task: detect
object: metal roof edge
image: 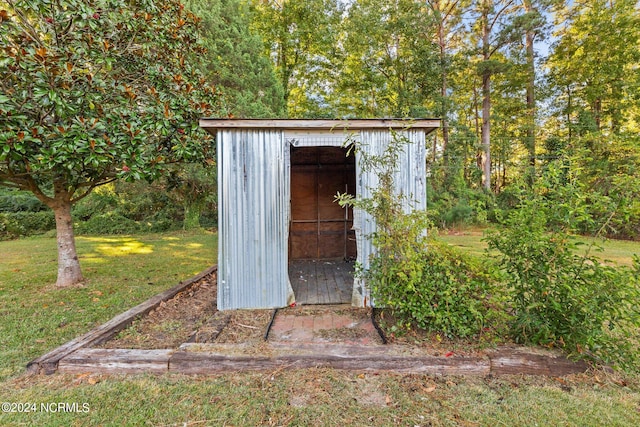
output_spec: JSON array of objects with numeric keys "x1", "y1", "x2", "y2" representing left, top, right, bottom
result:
[{"x1": 199, "y1": 118, "x2": 441, "y2": 133}]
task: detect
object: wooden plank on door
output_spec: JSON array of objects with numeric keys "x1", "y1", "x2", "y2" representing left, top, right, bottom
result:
[
  {"x1": 290, "y1": 222, "x2": 318, "y2": 259},
  {"x1": 290, "y1": 168, "x2": 317, "y2": 221}
]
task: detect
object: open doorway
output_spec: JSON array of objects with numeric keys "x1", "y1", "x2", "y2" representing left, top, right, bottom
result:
[{"x1": 288, "y1": 146, "x2": 356, "y2": 304}]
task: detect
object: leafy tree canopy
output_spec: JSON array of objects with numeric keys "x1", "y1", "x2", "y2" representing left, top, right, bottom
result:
[
  {"x1": 185, "y1": 0, "x2": 284, "y2": 118},
  {"x1": 0, "y1": 0, "x2": 222, "y2": 286}
]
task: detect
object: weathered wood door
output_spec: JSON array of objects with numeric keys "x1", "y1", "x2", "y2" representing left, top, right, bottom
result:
[{"x1": 289, "y1": 146, "x2": 356, "y2": 260}]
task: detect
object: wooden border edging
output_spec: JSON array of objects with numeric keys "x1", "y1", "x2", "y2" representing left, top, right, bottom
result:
[
  {"x1": 31, "y1": 264, "x2": 591, "y2": 378},
  {"x1": 27, "y1": 265, "x2": 217, "y2": 375},
  {"x1": 168, "y1": 351, "x2": 490, "y2": 375},
  {"x1": 59, "y1": 349, "x2": 174, "y2": 374},
  {"x1": 56, "y1": 345, "x2": 590, "y2": 377},
  {"x1": 489, "y1": 348, "x2": 590, "y2": 376}
]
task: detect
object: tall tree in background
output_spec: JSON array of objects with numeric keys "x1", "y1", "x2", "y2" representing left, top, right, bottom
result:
[
  {"x1": 547, "y1": 0, "x2": 640, "y2": 137},
  {"x1": 471, "y1": 0, "x2": 517, "y2": 191},
  {"x1": 0, "y1": 0, "x2": 221, "y2": 287},
  {"x1": 249, "y1": 0, "x2": 342, "y2": 117},
  {"x1": 334, "y1": 0, "x2": 440, "y2": 118},
  {"x1": 426, "y1": 0, "x2": 467, "y2": 161},
  {"x1": 185, "y1": 0, "x2": 285, "y2": 118},
  {"x1": 496, "y1": 0, "x2": 547, "y2": 184},
  {"x1": 520, "y1": 0, "x2": 545, "y2": 182}
]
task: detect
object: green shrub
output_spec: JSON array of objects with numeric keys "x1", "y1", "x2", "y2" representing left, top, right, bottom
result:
[
  {"x1": 0, "y1": 211, "x2": 55, "y2": 239},
  {"x1": 427, "y1": 187, "x2": 495, "y2": 228},
  {"x1": 72, "y1": 186, "x2": 119, "y2": 221},
  {"x1": 369, "y1": 229, "x2": 502, "y2": 338},
  {"x1": 443, "y1": 200, "x2": 473, "y2": 226},
  {"x1": 74, "y1": 212, "x2": 141, "y2": 235},
  {"x1": 0, "y1": 190, "x2": 47, "y2": 213},
  {"x1": 486, "y1": 198, "x2": 640, "y2": 371},
  {"x1": 71, "y1": 178, "x2": 217, "y2": 234},
  {"x1": 338, "y1": 132, "x2": 502, "y2": 338}
]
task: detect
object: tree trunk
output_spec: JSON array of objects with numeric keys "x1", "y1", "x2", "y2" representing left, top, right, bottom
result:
[
  {"x1": 438, "y1": 10, "x2": 450, "y2": 162},
  {"x1": 593, "y1": 98, "x2": 601, "y2": 131},
  {"x1": 481, "y1": 2, "x2": 492, "y2": 191},
  {"x1": 567, "y1": 85, "x2": 572, "y2": 141},
  {"x1": 481, "y1": 72, "x2": 491, "y2": 191},
  {"x1": 52, "y1": 200, "x2": 84, "y2": 287},
  {"x1": 524, "y1": 0, "x2": 536, "y2": 185}
]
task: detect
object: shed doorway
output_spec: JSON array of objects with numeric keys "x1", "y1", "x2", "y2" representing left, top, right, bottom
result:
[{"x1": 288, "y1": 146, "x2": 356, "y2": 304}]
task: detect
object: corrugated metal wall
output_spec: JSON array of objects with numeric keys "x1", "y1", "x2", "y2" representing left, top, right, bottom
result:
[
  {"x1": 217, "y1": 129, "x2": 292, "y2": 310},
  {"x1": 217, "y1": 127, "x2": 426, "y2": 309},
  {"x1": 352, "y1": 129, "x2": 427, "y2": 306}
]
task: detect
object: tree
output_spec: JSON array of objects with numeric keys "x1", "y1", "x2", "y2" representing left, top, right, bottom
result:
[
  {"x1": 0, "y1": 0, "x2": 220, "y2": 287},
  {"x1": 333, "y1": 0, "x2": 440, "y2": 118},
  {"x1": 520, "y1": 0, "x2": 545, "y2": 182},
  {"x1": 546, "y1": 0, "x2": 640, "y2": 136},
  {"x1": 426, "y1": 0, "x2": 467, "y2": 161},
  {"x1": 249, "y1": 0, "x2": 342, "y2": 117},
  {"x1": 185, "y1": 0, "x2": 285, "y2": 118},
  {"x1": 471, "y1": 0, "x2": 518, "y2": 191},
  {"x1": 496, "y1": 0, "x2": 547, "y2": 184},
  {"x1": 164, "y1": 163, "x2": 216, "y2": 230}
]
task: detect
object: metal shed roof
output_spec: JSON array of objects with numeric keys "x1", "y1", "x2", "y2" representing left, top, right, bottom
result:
[{"x1": 199, "y1": 118, "x2": 440, "y2": 133}]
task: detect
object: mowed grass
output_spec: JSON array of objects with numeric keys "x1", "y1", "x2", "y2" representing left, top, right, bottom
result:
[
  {"x1": 1, "y1": 230, "x2": 639, "y2": 426},
  {"x1": 1, "y1": 370, "x2": 639, "y2": 427},
  {"x1": 439, "y1": 229, "x2": 640, "y2": 266},
  {"x1": 0, "y1": 230, "x2": 217, "y2": 381}
]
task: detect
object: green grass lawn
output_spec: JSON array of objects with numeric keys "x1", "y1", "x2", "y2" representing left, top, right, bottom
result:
[
  {"x1": 439, "y1": 229, "x2": 640, "y2": 266},
  {"x1": 1, "y1": 230, "x2": 639, "y2": 426},
  {"x1": 0, "y1": 230, "x2": 217, "y2": 381}
]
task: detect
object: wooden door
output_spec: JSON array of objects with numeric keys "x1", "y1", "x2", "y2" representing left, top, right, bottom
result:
[{"x1": 289, "y1": 147, "x2": 356, "y2": 260}]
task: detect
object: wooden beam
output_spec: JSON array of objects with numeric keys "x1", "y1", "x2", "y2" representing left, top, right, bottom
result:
[
  {"x1": 169, "y1": 350, "x2": 490, "y2": 375},
  {"x1": 489, "y1": 348, "x2": 590, "y2": 376},
  {"x1": 50, "y1": 341, "x2": 590, "y2": 376},
  {"x1": 59, "y1": 349, "x2": 173, "y2": 374},
  {"x1": 26, "y1": 265, "x2": 217, "y2": 375},
  {"x1": 199, "y1": 118, "x2": 441, "y2": 134}
]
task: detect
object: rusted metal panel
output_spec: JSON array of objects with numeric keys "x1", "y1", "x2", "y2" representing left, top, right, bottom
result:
[{"x1": 217, "y1": 129, "x2": 293, "y2": 310}]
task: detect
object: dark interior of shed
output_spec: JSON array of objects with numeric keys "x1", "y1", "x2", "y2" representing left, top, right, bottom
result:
[
  {"x1": 289, "y1": 145, "x2": 356, "y2": 260},
  {"x1": 288, "y1": 145, "x2": 356, "y2": 304}
]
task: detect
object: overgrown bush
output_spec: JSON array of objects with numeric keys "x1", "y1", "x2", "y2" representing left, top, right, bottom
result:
[
  {"x1": 486, "y1": 195, "x2": 640, "y2": 371},
  {"x1": 74, "y1": 212, "x2": 142, "y2": 235},
  {"x1": 70, "y1": 173, "x2": 216, "y2": 234},
  {"x1": 338, "y1": 133, "x2": 502, "y2": 338},
  {"x1": 369, "y1": 224, "x2": 502, "y2": 338},
  {"x1": 0, "y1": 189, "x2": 47, "y2": 212},
  {"x1": 427, "y1": 187, "x2": 495, "y2": 229},
  {"x1": 0, "y1": 211, "x2": 55, "y2": 239},
  {"x1": 0, "y1": 189, "x2": 54, "y2": 239}
]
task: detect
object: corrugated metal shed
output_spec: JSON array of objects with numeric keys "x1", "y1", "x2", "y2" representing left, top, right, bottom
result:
[{"x1": 200, "y1": 119, "x2": 440, "y2": 310}]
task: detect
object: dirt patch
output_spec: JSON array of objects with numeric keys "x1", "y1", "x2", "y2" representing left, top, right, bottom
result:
[
  {"x1": 97, "y1": 273, "x2": 483, "y2": 352},
  {"x1": 373, "y1": 308, "x2": 510, "y2": 357},
  {"x1": 101, "y1": 273, "x2": 218, "y2": 349},
  {"x1": 59, "y1": 269, "x2": 594, "y2": 379},
  {"x1": 95, "y1": 269, "x2": 559, "y2": 369},
  {"x1": 99, "y1": 271, "x2": 274, "y2": 349},
  {"x1": 214, "y1": 310, "x2": 274, "y2": 343}
]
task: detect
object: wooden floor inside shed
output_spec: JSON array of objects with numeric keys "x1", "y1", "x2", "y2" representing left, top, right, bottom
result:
[{"x1": 289, "y1": 260, "x2": 354, "y2": 305}]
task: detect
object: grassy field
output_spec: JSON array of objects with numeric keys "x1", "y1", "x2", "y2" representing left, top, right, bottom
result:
[
  {"x1": 439, "y1": 229, "x2": 640, "y2": 266},
  {"x1": 0, "y1": 230, "x2": 217, "y2": 381},
  {"x1": 1, "y1": 230, "x2": 639, "y2": 426}
]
